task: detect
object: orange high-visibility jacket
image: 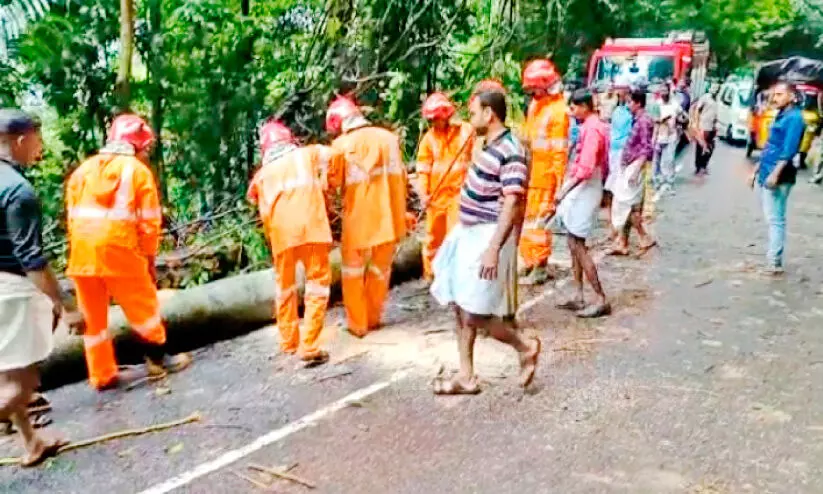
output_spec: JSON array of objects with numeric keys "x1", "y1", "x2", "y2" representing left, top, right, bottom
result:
[
  {"x1": 66, "y1": 154, "x2": 162, "y2": 277},
  {"x1": 415, "y1": 121, "x2": 475, "y2": 209},
  {"x1": 524, "y1": 95, "x2": 569, "y2": 188},
  {"x1": 329, "y1": 126, "x2": 407, "y2": 250},
  {"x1": 248, "y1": 145, "x2": 334, "y2": 255}
]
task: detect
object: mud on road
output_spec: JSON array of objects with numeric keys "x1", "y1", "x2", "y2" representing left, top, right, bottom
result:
[{"x1": 3, "y1": 144, "x2": 823, "y2": 494}]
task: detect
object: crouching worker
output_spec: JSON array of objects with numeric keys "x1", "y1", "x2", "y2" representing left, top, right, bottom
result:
[
  {"x1": 429, "y1": 90, "x2": 541, "y2": 395},
  {"x1": 248, "y1": 121, "x2": 334, "y2": 364},
  {"x1": 0, "y1": 108, "x2": 70, "y2": 465},
  {"x1": 66, "y1": 114, "x2": 191, "y2": 390}
]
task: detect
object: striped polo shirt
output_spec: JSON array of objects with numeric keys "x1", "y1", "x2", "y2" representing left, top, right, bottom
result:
[{"x1": 459, "y1": 129, "x2": 528, "y2": 225}]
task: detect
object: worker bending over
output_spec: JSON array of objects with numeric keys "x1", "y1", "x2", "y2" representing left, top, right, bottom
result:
[
  {"x1": 66, "y1": 114, "x2": 191, "y2": 390},
  {"x1": 248, "y1": 121, "x2": 335, "y2": 363},
  {"x1": 415, "y1": 93, "x2": 475, "y2": 281},
  {"x1": 518, "y1": 59, "x2": 569, "y2": 285},
  {"x1": 326, "y1": 97, "x2": 408, "y2": 337}
]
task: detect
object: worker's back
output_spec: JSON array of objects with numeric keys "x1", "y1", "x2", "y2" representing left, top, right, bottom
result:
[
  {"x1": 66, "y1": 153, "x2": 160, "y2": 277},
  {"x1": 331, "y1": 126, "x2": 407, "y2": 249},
  {"x1": 248, "y1": 145, "x2": 333, "y2": 255}
]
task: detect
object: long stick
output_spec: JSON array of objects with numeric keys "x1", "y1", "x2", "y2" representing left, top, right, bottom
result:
[
  {"x1": 0, "y1": 412, "x2": 201, "y2": 466},
  {"x1": 249, "y1": 463, "x2": 317, "y2": 489},
  {"x1": 417, "y1": 134, "x2": 474, "y2": 223}
]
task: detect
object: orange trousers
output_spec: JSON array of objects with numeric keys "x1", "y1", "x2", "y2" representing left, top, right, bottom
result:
[
  {"x1": 274, "y1": 243, "x2": 331, "y2": 357},
  {"x1": 341, "y1": 241, "x2": 395, "y2": 336},
  {"x1": 73, "y1": 274, "x2": 165, "y2": 390},
  {"x1": 423, "y1": 199, "x2": 460, "y2": 281},
  {"x1": 519, "y1": 181, "x2": 559, "y2": 269}
]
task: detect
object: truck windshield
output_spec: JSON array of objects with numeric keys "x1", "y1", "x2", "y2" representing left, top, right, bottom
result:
[
  {"x1": 595, "y1": 55, "x2": 675, "y2": 86},
  {"x1": 798, "y1": 90, "x2": 821, "y2": 112}
]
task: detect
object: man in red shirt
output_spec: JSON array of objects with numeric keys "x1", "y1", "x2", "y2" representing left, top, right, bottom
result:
[{"x1": 555, "y1": 90, "x2": 610, "y2": 318}]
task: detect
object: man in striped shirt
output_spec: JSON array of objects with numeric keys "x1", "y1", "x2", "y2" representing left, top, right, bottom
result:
[{"x1": 430, "y1": 90, "x2": 541, "y2": 395}]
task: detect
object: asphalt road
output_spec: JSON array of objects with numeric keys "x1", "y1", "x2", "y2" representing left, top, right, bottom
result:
[{"x1": 2, "y1": 143, "x2": 823, "y2": 494}]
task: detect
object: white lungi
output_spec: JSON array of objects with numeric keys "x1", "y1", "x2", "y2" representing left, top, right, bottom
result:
[
  {"x1": 0, "y1": 273, "x2": 54, "y2": 372},
  {"x1": 610, "y1": 159, "x2": 646, "y2": 229},
  {"x1": 604, "y1": 147, "x2": 624, "y2": 192},
  {"x1": 557, "y1": 173, "x2": 604, "y2": 240},
  {"x1": 430, "y1": 223, "x2": 517, "y2": 318}
]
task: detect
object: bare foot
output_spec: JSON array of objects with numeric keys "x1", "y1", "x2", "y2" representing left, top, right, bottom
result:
[
  {"x1": 21, "y1": 432, "x2": 67, "y2": 468},
  {"x1": 519, "y1": 337, "x2": 541, "y2": 388}
]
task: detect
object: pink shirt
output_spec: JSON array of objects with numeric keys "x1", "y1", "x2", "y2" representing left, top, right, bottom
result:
[{"x1": 570, "y1": 114, "x2": 608, "y2": 181}]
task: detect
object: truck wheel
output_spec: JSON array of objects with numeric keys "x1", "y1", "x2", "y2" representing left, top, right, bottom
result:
[{"x1": 726, "y1": 125, "x2": 733, "y2": 144}]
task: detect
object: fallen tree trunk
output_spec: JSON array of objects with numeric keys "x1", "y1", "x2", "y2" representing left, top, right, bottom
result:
[{"x1": 41, "y1": 237, "x2": 422, "y2": 389}]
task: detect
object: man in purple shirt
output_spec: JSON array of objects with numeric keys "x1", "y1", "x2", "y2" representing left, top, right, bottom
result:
[{"x1": 608, "y1": 89, "x2": 657, "y2": 255}]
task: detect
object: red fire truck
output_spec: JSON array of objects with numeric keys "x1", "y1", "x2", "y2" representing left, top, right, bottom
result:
[{"x1": 587, "y1": 31, "x2": 711, "y2": 97}]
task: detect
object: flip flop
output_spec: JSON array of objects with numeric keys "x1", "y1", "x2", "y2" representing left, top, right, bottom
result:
[
  {"x1": 519, "y1": 337, "x2": 541, "y2": 388},
  {"x1": 605, "y1": 246, "x2": 630, "y2": 256},
  {"x1": 637, "y1": 240, "x2": 658, "y2": 255},
  {"x1": 556, "y1": 299, "x2": 585, "y2": 311},
  {"x1": 2, "y1": 413, "x2": 53, "y2": 435},
  {"x1": 432, "y1": 377, "x2": 481, "y2": 396},
  {"x1": 301, "y1": 350, "x2": 330, "y2": 368},
  {"x1": 576, "y1": 303, "x2": 612, "y2": 319}
]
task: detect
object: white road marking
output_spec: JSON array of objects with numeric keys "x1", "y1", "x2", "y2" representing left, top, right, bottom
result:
[
  {"x1": 138, "y1": 370, "x2": 409, "y2": 494},
  {"x1": 138, "y1": 287, "x2": 555, "y2": 493}
]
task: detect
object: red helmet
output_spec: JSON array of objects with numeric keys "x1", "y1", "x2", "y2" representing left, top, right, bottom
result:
[
  {"x1": 259, "y1": 120, "x2": 294, "y2": 154},
  {"x1": 421, "y1": 92, "x2": 455, "y2": 121},
  {"x1": 522, "y1": 59, "x2": 560, "y2": 90},
  {"x1": 108, "y1": 114, "x2": 155, "y2": 152},
  {"x1": 325, "y1": 96, "x2": 360, "y2": 134}
]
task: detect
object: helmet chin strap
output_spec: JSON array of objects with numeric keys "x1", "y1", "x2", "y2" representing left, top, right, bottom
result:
[{"x1": 547, "y1": 81, "x2": 563, "y2": 95}]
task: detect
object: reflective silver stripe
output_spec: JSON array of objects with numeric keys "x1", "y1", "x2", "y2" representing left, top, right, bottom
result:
[
  {"x1": 304, "y1": 282, "x2": 331, "y2": 297},
  {"x1": 132, "y1": 314, "x2": 162, "y2": 336},
  {"x1": 83, "y1": 330, "x2": 110, "y2": 348},
  {"x1": 414, "y1": 161, "x2": 432, "y2": 173},
  {"x1": 341, "y1": 266, "x2": 365, "y2": 277},
  {"x1": 277, "y1": 284, "x2": 297, "y2": 301},
  {"x1": 70, "y1": 161, "x2": 137, "y2": 221},
  {"x1": 259, "y1": 152, "x2": 321, "y2": 213},
  {"x1": 532, "y1": 137, "x2": 568, "y2": 151},
  {"x1": 138, "y1": 207, "x2": 163, "y2": 220},
  {"x1": 69, "y1": 206, "x2": 136, "y2": 221},
  {"x1": 368, "y1": 265, "x2": 388, "y2": 279}
]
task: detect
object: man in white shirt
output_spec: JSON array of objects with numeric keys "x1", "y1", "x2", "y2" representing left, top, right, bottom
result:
[{"x1": 653, "y1": 85, "x2": 681, "y2": 195}]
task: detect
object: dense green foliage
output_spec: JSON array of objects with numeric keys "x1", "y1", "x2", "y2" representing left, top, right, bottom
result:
[{"x1": 1, "y1": 0, "x2": 822, "y2": 283}]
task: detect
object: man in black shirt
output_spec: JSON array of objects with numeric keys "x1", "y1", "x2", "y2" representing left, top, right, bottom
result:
[{"x1": 0, "y1": 108, "x2": 69, "y2": 466}]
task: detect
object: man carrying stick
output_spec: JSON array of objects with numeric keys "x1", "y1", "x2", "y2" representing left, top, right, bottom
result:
[
  {"x1": 430, "y1": 90, "x2": 540, "y2": 395},
  {"x1": 554, "y1": 90, "x2": 611, "y2": 319}
]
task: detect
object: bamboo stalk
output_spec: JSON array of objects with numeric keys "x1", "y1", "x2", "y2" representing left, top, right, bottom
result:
[{"x1": 0, "y1": 412, "x2": 201, "y2": 466}]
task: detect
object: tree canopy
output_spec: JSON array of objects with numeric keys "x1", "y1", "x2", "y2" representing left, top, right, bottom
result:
[{"x1": 1, "y1": 0, "x2": 822, "y2": 284}]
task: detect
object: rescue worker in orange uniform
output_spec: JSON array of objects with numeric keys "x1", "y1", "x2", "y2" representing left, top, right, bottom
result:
[
  {"x1": 325, "y1": 97, "x2": 407, "y2": 337},
  {"x1": 415, "y1": 93, "x2": 475, "y2": 281},
  {"x1": 248, "y1": 120, "x2": 334, "y2": 364},
  {"x1": 518, "y1": 59, "x2": 569, "y2": 285},
  {"x1": 66, "y1": 114, "x2": 192, "y2": 390}
]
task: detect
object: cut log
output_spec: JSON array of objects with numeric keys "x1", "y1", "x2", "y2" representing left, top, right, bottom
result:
[{"x1": 41, "y1": 237, "x2": 422, "y2": 389}]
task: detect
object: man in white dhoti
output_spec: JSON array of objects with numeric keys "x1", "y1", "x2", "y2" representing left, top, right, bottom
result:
[
  {"x1": 0, "y1": 109, "x2": 71, "y2": 466},
  {"x1": 608, "y1": 90, "x2": 657, "y2": 256},
  {"x1": 554, "y1": 90, "x2": 611, "y2": 318},
  {"x1": 430, "y1": 90, "x2": 540, "y2": 395}
]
